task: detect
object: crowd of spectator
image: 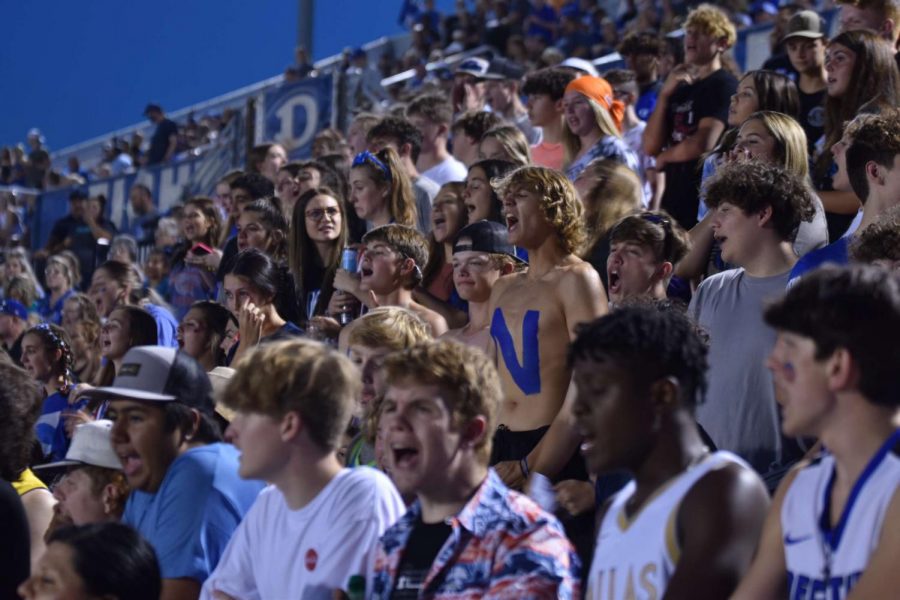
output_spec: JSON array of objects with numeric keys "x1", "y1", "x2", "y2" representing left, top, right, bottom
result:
[
  {"x1": 0, "y1": 108, "x2": 234, "y2": 192},
  {"x1": 2, "y1": 0, "x2": 900, "y2": 598}
]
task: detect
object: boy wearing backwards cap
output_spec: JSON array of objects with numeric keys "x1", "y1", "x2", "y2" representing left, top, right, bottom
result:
[
  {"x1": 643, "y1": 3, "x2": 738, "y2": 229},
  {"x1": 442, "y1": 220, "x2": 523, "y2": 355},
  {"x1": 87, "y1": 346, "x2": 264, "y2": 600}
]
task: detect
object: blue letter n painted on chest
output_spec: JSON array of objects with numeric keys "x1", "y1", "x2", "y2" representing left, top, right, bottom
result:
[{"x1": 491, "y1": 308, "x2": 541, "y2": 395}]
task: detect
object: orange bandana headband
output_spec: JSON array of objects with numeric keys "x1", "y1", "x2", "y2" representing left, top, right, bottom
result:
[{"x1": 565, "y1": 75, "x2": 625, "y2": 132}]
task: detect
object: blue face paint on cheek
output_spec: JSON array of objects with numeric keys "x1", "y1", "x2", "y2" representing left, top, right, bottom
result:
[
  {"x1": 490, "y1": 308, "x2": 542, "y2": 395},
  {"x1": 783, "y1": 361, "x2": 796, "y2": 382}
]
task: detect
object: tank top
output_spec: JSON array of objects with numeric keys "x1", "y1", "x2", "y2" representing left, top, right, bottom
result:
[
  {"x1": 586, "y1": 451, "x2": 748, "y2": 600},
  {"x1": 781, "y1": 429, "x2": 900, "y2": 599}
]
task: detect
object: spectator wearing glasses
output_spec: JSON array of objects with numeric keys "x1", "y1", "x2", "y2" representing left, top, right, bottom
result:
[
  {"x1": 289, "y1": 187, "x2": 350, "y2": 327},
  {"x1": 38, "y1": 255, "x2": 77, "y2": 325}
]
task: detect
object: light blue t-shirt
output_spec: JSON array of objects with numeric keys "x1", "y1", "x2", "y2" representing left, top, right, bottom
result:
[{"x1": 123, "y1": 443, "x2": 264, "y2": 581}]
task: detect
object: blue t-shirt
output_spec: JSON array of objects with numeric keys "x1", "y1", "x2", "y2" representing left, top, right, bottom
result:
[
  {"x1": 788, "y1": 237, "x2": 850, "y2": 285},
  {"x1": 36, "y1": 388, "x2": 87, "y2": 462},
  {"x1": 144, "y1": 303, "x2": 179, "y2": 348},
  {"x1": 123, "y1": 443, "x2": 264, "y2": 581},
  {"x1": 635, "y1": 81, "x2": 662, "y2": 122},
  {"x1": 37, "y1": 289, "x2": 76, "y2": 326}
]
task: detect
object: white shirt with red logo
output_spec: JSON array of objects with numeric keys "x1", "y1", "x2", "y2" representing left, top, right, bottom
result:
[{"x1": 201, "y1": 467, "x2": 405, "y2": 599}]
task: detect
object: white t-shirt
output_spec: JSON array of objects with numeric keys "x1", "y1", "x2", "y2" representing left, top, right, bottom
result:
[
  {"x1": 200, "y1": 467, "x2": 405, "y2": 600},
  {"x1": 422, "y1": 156, "x2": 468, "y2": 186}
]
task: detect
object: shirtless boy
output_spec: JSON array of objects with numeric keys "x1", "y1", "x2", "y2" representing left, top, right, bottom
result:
[
  {"x1": 359, "y1": 224, "x2": 448, "y2": 336},
  {"x1": 487, "y1": 166, "x2": 608, "y2": 489}
]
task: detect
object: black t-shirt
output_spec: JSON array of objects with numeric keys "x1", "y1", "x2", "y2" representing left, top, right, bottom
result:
[
  {"x1": 3, "y1": 331, "x2": 24, "y2": 366},
  {"x1": 390, "y1": 517, "x2": 452, "y2": 599},
  {"x1": 798, "y1": 88, "x2": 826, "y2": 153},
  {"x1": 48, "y1": 215, "x2": 117, "y2": 287},
  {"x1": 662, "y1": 68, "x2": 738, "y2": 229},
  {"x1": 147, "y1": 118, "x2": 178, "y2": 165},
  {"x1": 0, "y1": 480, "x2": 30, "y2": 597}
]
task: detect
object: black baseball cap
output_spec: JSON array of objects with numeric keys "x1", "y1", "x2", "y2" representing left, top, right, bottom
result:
[
  {"x1": 453, "y1": 220, "x2": 526, "y2": 263},
  {"x1": 83, "y1": 346, "x2": 215, "y2": 414},
  {"x1": 483, "y1": 57, "x2": 526, "y2": 81},
  {"x1": 143, "y1": 103, "x2": 163, "y2": 116}
]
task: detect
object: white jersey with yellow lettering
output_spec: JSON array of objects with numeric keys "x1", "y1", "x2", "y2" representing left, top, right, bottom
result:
[
  {"x1": 781, "y1": 429, "x2": 900, "y2": 600},
  {"x1": 586, "y1": 451, "x2": 748, "y2": 600}
]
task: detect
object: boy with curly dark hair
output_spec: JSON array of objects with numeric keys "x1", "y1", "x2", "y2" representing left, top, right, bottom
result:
[{"x1": 689, "y1": 161, "x2": 815, "y2": 488}]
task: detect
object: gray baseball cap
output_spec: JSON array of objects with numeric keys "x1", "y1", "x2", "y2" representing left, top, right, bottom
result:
[
  {"x1": 781, "y1": 10, "x2": 825, "y2": 43},
  {"x1": 83, "y1": 346, "x2": 215, "y2": 414}
]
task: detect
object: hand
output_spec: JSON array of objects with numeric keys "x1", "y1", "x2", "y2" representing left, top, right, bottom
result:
[
  {"x1": 184, "y1": 248, "x2": 222, "y2": 272},
  {"x1": 237, "y1": 299, "x2": 265, "y2": 347},
  {"x1": 554, "y1": 479, "x2": 596, "y2": 517},
  {"x1": 62, "y1": 409, "x2": 94, "y2": 437},
  {"x1": 494, "y1": 460, "x2": 526, "y2": 491},
  {"x1": 69, "y1": 383, "x2": 94, "y2": 404},
  {"x1": 325, "y1": 291, "x2": 361, "y2": 319},
  {"x1": 660, "y1": 64, "x2": 694, "y2": 99},
  {"x1": 212, "y1": 590, "x2": 237, "y2": 600},
  {"x1": 726, "y1": 145, "x2": 753, "y2": 164},
  {"x1": 333, "y1": 268, "x2": 361, "y2": 297}
]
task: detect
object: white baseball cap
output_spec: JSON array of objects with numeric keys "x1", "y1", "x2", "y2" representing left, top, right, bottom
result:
[{"x1": 35, "y1": 420, "x2": 121, "y2": 471}]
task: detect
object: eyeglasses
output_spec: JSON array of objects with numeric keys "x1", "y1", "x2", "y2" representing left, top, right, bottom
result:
[
  {"x1": 641, "y1": 213, "x2": 673, "y2": 261},
  {"x1": 305, "y1": 207, "x2": 340, "y2": 221}
]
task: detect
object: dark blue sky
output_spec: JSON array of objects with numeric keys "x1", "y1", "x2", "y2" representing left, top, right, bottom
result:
[{"x1": 0, "y1": 1, "x2": 453, "y2": 152}]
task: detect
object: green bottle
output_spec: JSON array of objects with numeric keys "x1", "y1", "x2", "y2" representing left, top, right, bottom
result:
[{"x1": 346, "y1": 574, "x2": 366, "y2": 600}]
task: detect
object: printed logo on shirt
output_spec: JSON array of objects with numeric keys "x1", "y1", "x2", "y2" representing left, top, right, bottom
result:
[
  {"x1": 807, "y1": 106, "x2": 825, "y2": 128},
  {"x1": 305, "y1": 548, "x2": 318, "y2": 571}
]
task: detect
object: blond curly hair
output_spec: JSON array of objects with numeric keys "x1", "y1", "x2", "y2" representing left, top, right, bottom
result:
[{"x1": 497, "y1": 166, "x2": 586, "y2": 255}]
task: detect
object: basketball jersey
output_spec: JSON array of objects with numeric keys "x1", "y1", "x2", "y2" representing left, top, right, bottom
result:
[
  {"x1": 782, "y1": 429, "x2": 900, "y2": 600},
  {"x1": 586, "y1": 451, "x2": 748, "y2": 600}
]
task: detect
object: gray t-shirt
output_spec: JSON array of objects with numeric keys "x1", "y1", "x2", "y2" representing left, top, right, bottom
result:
[{"x1": 689, "y1": 267, "x2": 797, "y2": 478}]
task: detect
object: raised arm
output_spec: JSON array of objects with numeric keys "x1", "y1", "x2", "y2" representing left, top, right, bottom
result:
[{"x1": 644, "y1": 66, "x2": 693, "y2": 157}]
